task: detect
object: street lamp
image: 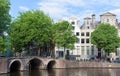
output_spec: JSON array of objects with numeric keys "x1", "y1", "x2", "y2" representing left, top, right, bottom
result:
[{"x1": 6, "y1": 36, "x2": 10, "y2": 57}]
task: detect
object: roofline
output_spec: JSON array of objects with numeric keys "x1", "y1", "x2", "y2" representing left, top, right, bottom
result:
[
  {"x1": 84, "y1": 17, "x2": 91, "y2": 19},
  {"x1": 100, "y1": 12, "x2": 116, "y2": 16}
]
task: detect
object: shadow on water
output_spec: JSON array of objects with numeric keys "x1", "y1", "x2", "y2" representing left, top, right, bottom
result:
[{"x1": 2, "y1": 68, "x2": 120, "y2": 76}]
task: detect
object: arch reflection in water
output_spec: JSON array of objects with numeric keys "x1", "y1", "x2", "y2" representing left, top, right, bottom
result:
[
  {"x1": 10, "y1": 71, "x2": 23, "y2": 76},
  {"x1": 4, "y1": 69, "x2": 120, "y2": 76}
]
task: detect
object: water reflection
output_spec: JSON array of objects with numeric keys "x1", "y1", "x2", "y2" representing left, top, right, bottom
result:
[{"x1": 2, "y1": 69, "x2": 120, "y2": 76}]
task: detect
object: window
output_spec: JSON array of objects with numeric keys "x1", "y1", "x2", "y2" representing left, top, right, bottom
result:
[
  {"x1": 86, "y1": 26, "x2": 89, "y2": 29},
  {"x1": 72, "y1": 26, "x2": 75, "y2": 30},
  {"x1": 71, "y1": 21, "x2": 75, "y2": 25},
  {"x1": 81, "y1": 32, "x2": 84, "y2": 36},
  {"x1": 77, "y1": 21, "x2": 80, "y2": 25},
  {"x1": 91, "y1": 46, "x2": 94, "y2": 55},
  {"x1": 81, "y1": 46, "x2": 84, "y2": 55},
  {"x1": 86, "y1": 32, "x2": 89, "y2": 36},
  {"x1": 77, "y1": 46, "x2": 80, "y2": 50},
  {"x1": 86, "y1": 46, "x2": 89, "y2": 55},
  {"x1": 107, "y1": 19, "x2": 109, "y2": 22},
  {"x1": 81, "y1": 39, "x2": 84, "y2": 43},
  {"x1": 76, "y1": 32, "x2": 79, "y2": 36},
  {"x1": 86, "y1": 39, "x2": 89, "y2": 43},
  {"x1": 76, "y1": 39, "x2": 80, "y2": 43}
]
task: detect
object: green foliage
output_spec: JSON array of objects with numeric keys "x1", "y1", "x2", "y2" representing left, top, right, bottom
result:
[
  {"x1": 91, "y1": 23, "x2": 120, "y2": 54},
  {"x1": 0, "y1": 37, "x2": 6, "y2": 53},
  {"x1": 10, "y1": 10, "x2": 77, "y2": 56},
  {"x1": 0, "y1": 0, "x2": 11, "y2": 37},
  {"x1": 0, "y1": 36, "x2": 11, "y2": 54},
  {"x1": 10, "y1": 10, "x2": 53, "y2": 52},
  {"x1": 51, "y1": 21, "x2": 77, "y2": 58},
  {"x1": 53, "y1": 21, "x2": 77, "y2": 49},
  {"x1": 0, "y1": 0, "x2": 11, "y2": 53}
]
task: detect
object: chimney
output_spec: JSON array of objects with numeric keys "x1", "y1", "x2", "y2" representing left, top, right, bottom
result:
[{"x1": 92, "y1": 14, "x2": 96, "y2": 24}]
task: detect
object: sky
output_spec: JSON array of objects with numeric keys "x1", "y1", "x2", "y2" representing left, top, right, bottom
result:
[{"x1": 10, "y1": 0, "x2": 120, "y2": 24}]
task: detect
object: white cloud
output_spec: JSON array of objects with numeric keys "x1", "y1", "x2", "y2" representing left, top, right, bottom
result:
[
  {"x1": 19, "y1": 6, "x2": 29, "y2": 11},
  {"x1": 39, "y1": 0, "x2": 85, "y2": 7},
  {"x1": 37, "y1": 0, "x2": 120, "y2": 23},
  {"x1": 109, "y1": 9, "x2": 120, "y2": 21},
  {"x1": 109, "y1": 1, "x2": 120, "y2": 7},
  {"x1": 109, "y1": 9, "x2": 120, "y2": 14},
  {"x1": 37, "y1": 0, "x2": 86, "y2": 22},
  {"x1": 100, "y1": 0, "x2": 120, "y2": 7},
  {"x1": 38, "y1": 2, "x2": 68, "y2": 21},
  {"x1": 54, "y1": 0, "x2": 85, "y2": 7}
]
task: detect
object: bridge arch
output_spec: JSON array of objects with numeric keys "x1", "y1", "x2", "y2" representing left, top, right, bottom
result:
[
  {"x1": 9, "y1": 59, "x2": 22, "y2": 72},
  {"x1": 28, "y1": 58, "x2": 43, "y2": 70},
  {"x1": 47, "y1": 60, "x2": 56, "y2": 69}
]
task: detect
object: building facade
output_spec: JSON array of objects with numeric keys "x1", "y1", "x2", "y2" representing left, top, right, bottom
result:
[{"x1": 55, "y1": 12, "x2": 120, "y2": 60}]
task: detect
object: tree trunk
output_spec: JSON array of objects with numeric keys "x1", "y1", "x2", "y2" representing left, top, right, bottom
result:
[
  {"x1": 98, "y1": 47, "x2": 101, "y2": 59},
  {"x1": 37, "y1": 47, "x2": 40, "y2": 56},
  {"x1": 51, "y1": 43, "x2": 55, "y2": 58},
  {"x1": 63, "y1": 46, "x2": 66, "y2": 59}
]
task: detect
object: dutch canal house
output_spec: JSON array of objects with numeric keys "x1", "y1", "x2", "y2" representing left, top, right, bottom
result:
[{"x1": 55, "y1": 12, "x2": 120, "y2": 60}]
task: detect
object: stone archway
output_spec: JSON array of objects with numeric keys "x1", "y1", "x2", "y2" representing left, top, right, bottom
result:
[
  {"x1": 9, "y1": 60, "x2": 22, "y2": 72},
  {"x1": 47, "y1": 60, "x2": 56, "y2": 69},
  {"x1": 28, "y1": 58, "x2": 43, "y2": 70}
]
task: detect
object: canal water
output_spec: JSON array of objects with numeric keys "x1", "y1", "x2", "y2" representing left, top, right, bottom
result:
[{"x1": 1, "y1": 69, "x2": 120, "y2": 76}]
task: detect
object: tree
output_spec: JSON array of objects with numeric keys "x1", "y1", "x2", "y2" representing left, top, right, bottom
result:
[
  {"x1": 10, "y1": 10, "x2": 53, "y2": 54},
  {"x1": 0, "y1": 37, "x2": 6, "y2": 53},
  {"x1": 52, "y1": 21, "x2": 77, "y2": 58},
  {"x1": 91, "y1": 23, "x2": 120, "y2": 58},
  {"x1": 10, "y1": 10, "x2": 77, "y2": 57},
  {"x1": 0, "y1": 0, "x2": 11, "y2": 37},
  {"x1": 0, "y1": 0, "x2": 11, "y2": 54}
]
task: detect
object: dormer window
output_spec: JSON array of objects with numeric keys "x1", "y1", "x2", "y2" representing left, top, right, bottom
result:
[{"x1": 71, "y1": 21, "x2": 75, "y2": 25}]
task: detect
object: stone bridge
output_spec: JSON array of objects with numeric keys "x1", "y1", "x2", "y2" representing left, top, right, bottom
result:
[
  {"x1": 0, "y1": 57, "x2": 66, "y2": 73},
  {"x1": 1, "y1": 57, "x2": 120, "y2": 74}
]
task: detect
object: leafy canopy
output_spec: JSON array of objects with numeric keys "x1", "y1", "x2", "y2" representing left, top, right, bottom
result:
[
  {"x1": 53, "y1": 21, "x2": 77, "y2": 49},
  {"x1": 0, "y1": 0, "x2": 11, "y2": 37},
  {"x1": 10, "y1": 10, "x2": 77, "y2": 55},
  {"x1": 0, "y1": 0, "x2": 11, "y2": 53},
  {"x1": 91, "y1": 23, "x2": 120, "y2": 53},
  {"x1": 10, "y1": 10, "x2": 53, "y2": 52}
]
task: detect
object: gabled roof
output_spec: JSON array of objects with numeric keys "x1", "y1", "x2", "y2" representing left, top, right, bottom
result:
[
  {"x1": 100, "y1": 12, "x2": 116, "y2": 16},
  {"x1": 80, "y1": 21, "x2": 100, "y2": 29}
]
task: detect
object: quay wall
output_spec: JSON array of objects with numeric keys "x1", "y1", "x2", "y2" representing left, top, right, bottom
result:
[
  {"x1": 65, "y1": 60, "x2": 120, "y2": 69},
  {"x1": 0, "y1": 58, "x2": 120, "y2": 74},
  {"x1": 0, "y1": 59, "x2": 8, "y2": 74}
]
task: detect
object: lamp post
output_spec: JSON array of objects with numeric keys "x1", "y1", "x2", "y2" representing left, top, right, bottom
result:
[{"x1": 6, "y1": 36, "x2": 10, "y2": 57}]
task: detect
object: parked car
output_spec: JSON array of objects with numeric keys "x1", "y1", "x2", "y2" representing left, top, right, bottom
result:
[
  {"x1": 113, "y1": 59, "x2": 120, "y2": 63},
  {"x1": 0, "y1": 54, "x2": 6, "y2": 58}
]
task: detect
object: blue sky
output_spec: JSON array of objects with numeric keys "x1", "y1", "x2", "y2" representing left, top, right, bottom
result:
[{"x1": 10, "y1": 0, "x2": 120, "y2": 23}]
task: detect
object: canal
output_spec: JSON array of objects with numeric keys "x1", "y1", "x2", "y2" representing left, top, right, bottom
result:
[{"x1": 1, "y1": 69, "x2": 120, "y2": 76}]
